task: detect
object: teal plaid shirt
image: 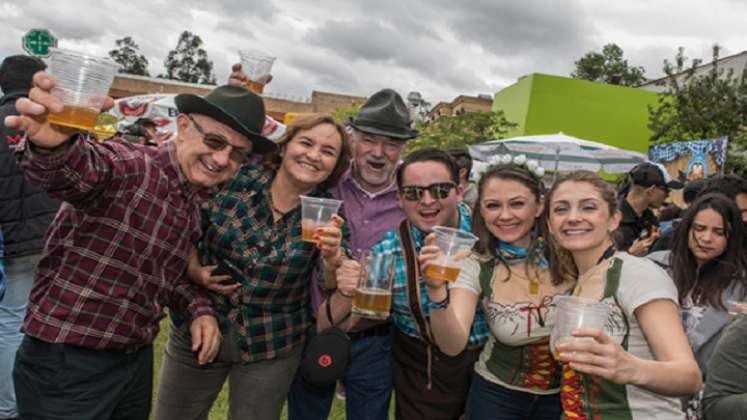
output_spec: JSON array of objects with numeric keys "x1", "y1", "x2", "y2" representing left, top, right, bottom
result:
[
  {"x1": 199, "y1": 165, "x2": 348, "y2": 363},
  {"x1": 371, "y1": 203, "x2": 489, "y2": 346}
]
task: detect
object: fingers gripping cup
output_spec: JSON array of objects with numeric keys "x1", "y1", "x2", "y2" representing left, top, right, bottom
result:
[
  {"x1": 424, "y1": 226, "x2": 478, "y2": 282},
  {"x1": 238, "y1": 50, "x2": 275, "y2": 95},
  {"x1": 352, "y1": 251, "x2": 395, "y2": 320},
  {"x1": 550, "y1": 295, "x2": 610, "y2": 358},
  {"x1": 47, "y1": 48, "x2": 119, "y2": 132},
  {"x1": 300, "y1": 196, "x2": 343, "y2": 244}
]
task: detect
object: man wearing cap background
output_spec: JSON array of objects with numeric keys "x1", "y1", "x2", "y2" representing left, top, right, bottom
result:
[
  {"x1": 287, "y1": 89, "x2": 418, "y2": 420},
  {"x1": 617, "y1": 162, "x2": 683, "y2": 256},
  {"x1": 0, "y1": 54, "x2": 60, "y2": 420},
  {"x1": 4, "y1": 70, "x2": 276, "y2": 419}
]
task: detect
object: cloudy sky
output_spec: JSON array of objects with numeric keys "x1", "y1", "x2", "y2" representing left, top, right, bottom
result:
[{"x1": 1, "y1": 0, "x2": 745, "y2": 104}]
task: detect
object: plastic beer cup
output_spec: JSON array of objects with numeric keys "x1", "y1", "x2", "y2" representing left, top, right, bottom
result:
[
  {"x1": 550, "y1": 295, "x2": 610, "y2": 358},
  {"x1": 424, "y1": 226, "x2": 478, "y2": 282},
  {"x1": 352, "y1": 251, "x2": 395, "y2": 320},
  {"x1": 300, "y1": 195, "x2": 342, "y2": 244},
  {"x1": 238, "y1": 50, "x2": 275, "y2": 94},
  {"x1": 47, "y1": 48, "x2": 119, "y2": 132}
]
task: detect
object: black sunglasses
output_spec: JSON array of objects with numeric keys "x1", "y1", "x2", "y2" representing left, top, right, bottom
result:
[
  {"x1": 400, "y1": 182, "x2": 456, "y2": 201},
  {"x1": 187, "y1": 114, "x2": 250, "y2": 164}
]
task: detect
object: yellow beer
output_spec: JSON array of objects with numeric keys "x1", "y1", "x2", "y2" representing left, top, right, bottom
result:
[
  {"x1": 424, "y1": 264, "x2": 461, "y2": 282},
  {"x1": 48, "y1": 105, "x2": 99, "y2": 132},
  {"x1": 352, "y1": 287, "x2": 392, "y2": 320}
]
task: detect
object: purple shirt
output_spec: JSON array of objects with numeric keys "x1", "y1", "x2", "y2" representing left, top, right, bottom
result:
[{"x1": 311, "y1": 168, "x2": 404, "y2": 313}]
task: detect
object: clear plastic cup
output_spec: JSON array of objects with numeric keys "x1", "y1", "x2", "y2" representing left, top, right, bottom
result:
[
  {"x1": 424, "y1": 226, "x2": 478, "y2": 282},
  {"x1": 300, "y1": 195, "x2": 343, "y2": 244},
  {"x1": 550, "y1": 295, "x2": 610, "y2": 357},
  {"x1": 352, "y1": 251, "x2": 395, "y2": 320},
  {"x1": 238, "y1": 50, "x2": 275, "y2": 94},
  {"x1": 46, "y1": 48, "x2": 119, "y2": 132}
]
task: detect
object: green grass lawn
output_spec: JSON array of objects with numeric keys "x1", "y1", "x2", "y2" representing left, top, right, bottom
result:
[{"x1": 151, "y1": 319, "x2": 353, "y2": 420}]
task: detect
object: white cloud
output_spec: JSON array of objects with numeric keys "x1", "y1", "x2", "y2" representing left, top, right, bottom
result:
[{"x1": 1, "y1": 0, "x2": 745, "y2": 104}]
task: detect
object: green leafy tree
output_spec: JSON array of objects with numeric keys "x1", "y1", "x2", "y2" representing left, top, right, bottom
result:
[
  {"x1": 406, "y1": 110, "x2": 516, "y2": 153},
  {"x1": 648, "y1": 45, "x2": 747, "y2": 176},
  {"x1": 331, "y1": 100, "x2": 364, "y2": 125},
  {"x1": 109, "y1": 36, "x2": 149, "y2": 76},
  {"x1": 572, "y1": 43, "x2": 647, "y2": 86},
  {"x1": 160, "y1": 31, "x2": 216, "y2": 85}
]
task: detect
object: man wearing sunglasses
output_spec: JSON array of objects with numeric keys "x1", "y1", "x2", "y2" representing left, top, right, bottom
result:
[
  {"x1": 333, "y1": 148, "x2": 488, "y2": 420},
  {"x1": 4, "y1": 72, "x2": 277, "y2": 420},
  {"x1": 618, "y1": 162, "x2": 683, "y2": 256},
  {"x1": 287, "y1": 89, "x2": 418, "y2": 420}
]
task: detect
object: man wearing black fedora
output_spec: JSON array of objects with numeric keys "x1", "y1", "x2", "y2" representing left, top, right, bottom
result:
[
  {"x1": 287, "y1": 89, "x2": 418, "y2": 420},
  {"x1": 5, "y1": 71, "x2": 276, "y2": 420}
]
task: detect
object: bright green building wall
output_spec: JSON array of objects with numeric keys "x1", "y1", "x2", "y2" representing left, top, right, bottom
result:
[{"x1": 492, "y1": 73, "x2": 660, "y2": 153}]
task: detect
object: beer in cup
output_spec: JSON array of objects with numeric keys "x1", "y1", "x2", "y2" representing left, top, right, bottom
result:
[
  {"x1": 352, "y1": 251, "x2": 395, "y2": 320},
  {"x1": 47, "y1": 48, "x2": 119, "y2": 132},
  {"x1": 300, "y1": 195, "x2": 342, "y2": 244},
  {"x1": 424, "y1": 226, "x2": 478, "y2": 282},
  {"x1": 238, "y1": 50, "x2": 275, "y2": 95}
]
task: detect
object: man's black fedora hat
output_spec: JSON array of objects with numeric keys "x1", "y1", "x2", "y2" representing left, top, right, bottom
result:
[
  {"x1": 349, "y1": 89, "x2": 419, "y2": 140},
  {"x1": 175, "y1": 85, "x2": 277, "y2": 154}
]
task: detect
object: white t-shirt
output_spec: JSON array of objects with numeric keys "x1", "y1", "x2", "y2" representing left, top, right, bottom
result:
[{"x1": 570, "y1": 252, "x2": 684, "y2": 420}]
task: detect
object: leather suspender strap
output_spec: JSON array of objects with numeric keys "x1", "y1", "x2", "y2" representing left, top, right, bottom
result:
[
  {"x1": 398, "y1": 219, "x2": 434, "y2": 345},
  {"x1": 398, "y1": 219, "x2": 436, "y2": 389}
]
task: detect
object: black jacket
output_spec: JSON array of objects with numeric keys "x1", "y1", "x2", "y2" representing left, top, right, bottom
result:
[
  {"x1": 0, "y1": 89, "x2": 60, "y2": 258},
  {"x1": 617, "y1": 198, "x2": 658, "y2": 252}
]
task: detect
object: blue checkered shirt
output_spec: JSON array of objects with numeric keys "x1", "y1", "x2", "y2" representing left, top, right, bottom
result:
[{"x1": 371, "y1": 203, "x2": 489, "y2": 346}]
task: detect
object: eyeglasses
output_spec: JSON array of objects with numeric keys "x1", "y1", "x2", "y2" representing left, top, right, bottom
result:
[
  {"x1": 399, "y1": 182, "x2": 456, "y2": 201},
  {"x1": 187, "y1": 114, "x2": 250, "y2": 164}
]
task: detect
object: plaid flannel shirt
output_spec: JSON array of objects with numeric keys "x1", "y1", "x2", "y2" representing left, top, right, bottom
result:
[
  {"x1": 371, "y1": 203, "x2": 489, "y2": 346},
  {"x1": 199, "y1": 165, "x2": 349, "y2": 363},
  {"x1": 18, "y1": 135, "x2": 214, "y2": 349}
]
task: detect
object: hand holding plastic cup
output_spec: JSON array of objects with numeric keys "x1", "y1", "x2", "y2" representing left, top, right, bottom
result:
[
  {"x1": 550, "y1": 295, "x2": 610, "y2": 358},
  {"x1": 46, "y1": 48, "x2": 119, "y2": 132},
  {"x1": 423, "y1": 226, "x2": 478, "y2": 282},
  {"x1": 352, "y1": 251, "x2": 395, "y2": 320},
  {"x1": 238, "y1": 50, "x2": 275, "y2": 94},
  {"x1": 300, "y1": 195, "x2": 343, "y2": 244}
]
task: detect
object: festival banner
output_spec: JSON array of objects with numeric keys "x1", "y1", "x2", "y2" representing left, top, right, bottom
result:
[{"x1": 648, "y1": 137, "x2": 729, "y2": 182}]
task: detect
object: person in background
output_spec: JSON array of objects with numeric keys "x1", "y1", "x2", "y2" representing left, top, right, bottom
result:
[
  {"x1": 650, "y1": 178, "x2": 707, "y2": 253},
  {"x1": 546, "y1": 170, "x2": 701, "y2": 419},
  {"x1": 617, "y1": 162, "x2": 683, "y2": 256},
  {"x1": 0, "y1": 229, "x2": 4, "y2": 303},
  {"x1": 427, "y1": 161, "x2": 572, "y2": 419},
  {"x1": 7, "y1": 72, "x2": 275, "y2": 419},
  {"x1": 698, "y1": 175, "x2": 747, "y2": 225},
  {"x1": 287, "y1": 89, "x2": 418, "y2": 420},
  {"x1": 0, "y1": 54, "x2": 58, "y2": 420},
  {"x1": 448, "y1": 148, "x2": 478, "y2": 209},
  {"x1": 666, "y1": 193, "x2": 747, "y2": 419},
  {"x1": 135, "y1": 117, "x2": 163, "y2": 145},
  {"x1": 702, "y1": 313, "x2": 747, "y2": 420}
]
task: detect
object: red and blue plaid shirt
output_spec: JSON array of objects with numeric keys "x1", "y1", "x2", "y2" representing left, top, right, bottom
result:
[{"x1": 18, "y1": 135, "x2": 214, "y2": 350}]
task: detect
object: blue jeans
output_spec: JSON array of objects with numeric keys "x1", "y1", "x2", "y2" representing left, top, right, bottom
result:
[
  {"x1": 465, "y1": 374, "x2": 561, "y2": 420},
  {"x1": 0, "y1": 254, "x2": 38, "y2": 419},
  {"x1": 288, "y1": 332, "x2": 392, "y2": 420}
]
